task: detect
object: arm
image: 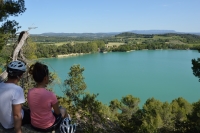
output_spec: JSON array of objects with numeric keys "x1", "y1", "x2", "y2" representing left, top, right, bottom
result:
[
  {"x1": 52, "y1": 102, "x2": 60, "y2": 116},
  {"x1": 12, "y1": 104, "x2": 22, "y2": 133}
]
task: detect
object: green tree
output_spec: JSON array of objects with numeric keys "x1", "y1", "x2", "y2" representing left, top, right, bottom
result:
[
  {"x1": 0, "y1": 44, "x2": 13, "y2": 64},
  {"x1": 64, "y1": 64, "x2": 87, "y2": 104},
  {"x1": 109, "y1": 99, "x2": 121, "y2": 114},
  {"x1": 171, "y1": 97, "x2": 192, "y2": 122},
  {"x1": 75, "y1": 93, "x2": 123, "y2": 133},
  {"x1": 63, "y1": 65, "x2": 122, "y2": 132},
  {"x1": 0, "y1": 0, "x2": 26, "y2": 50},
  {"x1": 111, "y1": 95, "x2": 140, "y2": 132},
  {"x1": 186, "y1": 100, "x2": 200, "y2": 132},
  {"x1": 87, "y1": 41, "x2": 98, "y2": 52},
  {"x1": 191, "y1": 58, "x2": 200, "y2": 82},
  {"x1": 160, "y1": 102, "x2": 174, "y2": 132},
  {"x1": 120, "y1": 95, "x2": 140, "y2": 119},
  {"x1": 23, "y1": 38, "x2": 37, "y2": 59},
  {"x1": 140, "y1": 98, "x2": 164, "y2": 133}
]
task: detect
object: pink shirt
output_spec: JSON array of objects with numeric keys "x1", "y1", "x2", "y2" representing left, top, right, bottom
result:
[{"x1": 27, "y1": 88, "x2": 58, "y2": 129}]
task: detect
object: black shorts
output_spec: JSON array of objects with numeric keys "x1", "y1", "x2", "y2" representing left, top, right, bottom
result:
[
  {"x1": 31, "y1": 113, "x2": 62, "y2": 132},
  {"x1": 22, "y1": 108, "x2": 31, "y2": 125}
]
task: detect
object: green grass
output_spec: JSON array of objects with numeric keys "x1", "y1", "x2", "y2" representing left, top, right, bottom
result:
[
  {"x1": 106, "y1": 42, "x2": 124, "y2": 47},
  {"x1": 186, "y1": 43, "x2": 200, "y2": 48},
  {"x1": 54, "y1": 42, "x2": 67, "y2": 46},
  {"x1": 153, "y1": 36, "x2": 175, "y2": 40},
  {"x1": 74, "y1": 41, "x2": 88, "y2": 43},
  {"x1": 168, "y1": 40, "x2": 185, "y2": 45},
  {"x1": 36, "y1": 41, "x2": 89, "y2": 46}
]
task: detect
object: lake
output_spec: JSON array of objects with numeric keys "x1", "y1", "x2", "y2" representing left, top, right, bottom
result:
[{"x1": 40, "y1": 50, "x2": 200, "y2": 107}]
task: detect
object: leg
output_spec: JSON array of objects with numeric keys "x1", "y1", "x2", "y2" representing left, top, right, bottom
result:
[{"x1": 59, "y1": 106, "x2": 68, "y2": 118}]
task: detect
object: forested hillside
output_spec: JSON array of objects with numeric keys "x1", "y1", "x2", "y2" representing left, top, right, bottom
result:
[
  {"x1": 1, "y1": 32, "x2": 200, "y2": 63},
  {"x1": 3, "y1": 32, "x2": 200, "y2": 60}
]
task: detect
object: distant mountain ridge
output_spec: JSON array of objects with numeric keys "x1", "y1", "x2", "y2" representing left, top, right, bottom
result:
[
  {"x1": 31, "y1": 30, "x2": 200, "y2": 38},
  {"x1": 33, "y1": 32, "x2": 117, "y2": 38},
  {"x1": 128, "y1": 30, "x2": 176, "y2": 34}
]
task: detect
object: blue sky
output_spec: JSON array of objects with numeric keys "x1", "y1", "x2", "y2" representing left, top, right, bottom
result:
[{"x1": 7, "y1": 0, "x2": 200, "y2": 34}]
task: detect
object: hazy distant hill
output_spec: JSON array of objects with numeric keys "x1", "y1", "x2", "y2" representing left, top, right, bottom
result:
[
  {"x1": 31, "y1": 30, "x2": 200, "y2": 38},
  {"x1": 126, "y1": 30, "x2": 200, "y2": 35},
  {"x1": 32, "y1": 33, "x2": 117, "y2": 38},
  {"x1": 193, "y1": 33, "x2": 200, "y2": 35},
  {"x1": 129, "y1": 30, "x2": 176, "y2": 34}
]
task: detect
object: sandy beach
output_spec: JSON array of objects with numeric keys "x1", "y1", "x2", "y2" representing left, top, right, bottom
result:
[{"x1": 57, "y1": 53, "x2": 87, "y2": 58}]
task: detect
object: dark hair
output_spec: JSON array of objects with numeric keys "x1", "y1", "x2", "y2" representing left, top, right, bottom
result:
[
  {"x1": 29, "y1": 62, "x2": 49, "y2": 83},
  {"x1": 7, "y1": 72, "x2": 23, "y2": 79}
]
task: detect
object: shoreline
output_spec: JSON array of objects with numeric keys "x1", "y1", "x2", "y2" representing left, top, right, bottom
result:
[
  {"x1": 38, "y1": 49, "x2": 194, "y2": 60},
  {"x1": 57, "y1": 52, "x2": 90, "y2": 58}
]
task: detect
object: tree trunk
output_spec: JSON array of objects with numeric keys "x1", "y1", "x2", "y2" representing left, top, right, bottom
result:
[
  {"x1": 13, "y1": 31, "x2": 29, "y2": 61},
  {"x1": 0, "y1": 31, "x2": 29, "y2": 82}
]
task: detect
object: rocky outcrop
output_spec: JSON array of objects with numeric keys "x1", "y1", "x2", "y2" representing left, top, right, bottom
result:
[{"x1": 0, "y1": 124, "x2": 60, "y2": 133}]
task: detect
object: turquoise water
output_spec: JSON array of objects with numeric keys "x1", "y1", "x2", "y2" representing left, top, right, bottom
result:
[{"x1": 40, "y1": 50, "x2": 200, "y2": 107}]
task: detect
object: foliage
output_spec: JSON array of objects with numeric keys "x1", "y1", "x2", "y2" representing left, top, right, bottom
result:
[
  {"x1": 135, "y1": 97, "x2": 193, "y2": 133},
  {"x1": 0, "y1": 0, "x2": 26, "y2": 51},
  {"x1": 0, "y1": 44, "x2": 13, "y2": 65},
  {"x1": 186, "y1": 100, "x2": 200, "y2": 132},
  {"x1": 23, "y1": 38, "x2": 37, "y2": 59},
  {"x1": 140, "y1": 98, "x2": 165, "y2": 132},
  {"x1": 115, "y1": 32, "x2": 153, "y2": 38},
  {"x1": 30, "y1": 32, "x2": 200, "y2": 57},
  {"x1": 62, "y1": 64, "x2": 124, "y2": 132},
  {"x1": 191, "y1": 58, "x2": 200, "y2": 82},
  {"x1": 33, "y1": 40, "x2": 106, "y2": 58},
  {"x1": 191, "y1": 43, "x2": 200, "y2": 132},
  {"x1": 120, "y1": 95, "x2": 140, "y2": 119},
  {"x1": 0, "y1": 0, "x2": 26, "y2": 22},
  {"x1": 171, "y1": 97, "x2": 192, "y2": 122},
  {"x1": 119, "y1": 95, "x2": 141, "y2": 132},
  {"x1": 64, "y1": 64, "x2": 87, "y2": 104},
  {"x1": 0, "y1": 31, "x2": 9, "y2": 50}
]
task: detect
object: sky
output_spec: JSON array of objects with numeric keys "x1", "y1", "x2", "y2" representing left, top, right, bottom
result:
[{"x1": 7, "y1": 0, "x2": 200, "y2": 34}]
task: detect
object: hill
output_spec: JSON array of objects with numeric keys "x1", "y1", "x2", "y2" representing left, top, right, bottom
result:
[
  {"x1": 32, "y1": 32, "x2": 117, "y2": 38},
  {"x1": 31, "y1": 30, "x2": 200, "y2": 38}
]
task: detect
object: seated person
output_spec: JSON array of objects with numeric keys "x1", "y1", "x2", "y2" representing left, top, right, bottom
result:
[
  {"x1": 27, "y1": 62, "x2": 64, "y2": 131},
  {"x1": 0, "y1": 60, "x2": 30, "y2": 133}
]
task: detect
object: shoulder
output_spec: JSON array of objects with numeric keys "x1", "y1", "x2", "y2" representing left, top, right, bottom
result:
[
  {"x1": 14, "y1": 84, "x2": 23, "y2": 90},
  {"x1": 5, "y1": 83, "x2": 23, "y2": 91},
  {"x1": 12, "y1": 84, "x2": 24, "y2": 92},
  {"x1": 28, "y1": 88, "x2": 35, "y2": 92},
  {"x1": 44, "y1": 90, "x2": 57, "y2": 101},
  {"x1": 47, "y1": 89, "x2": 56, "y2": 97}
]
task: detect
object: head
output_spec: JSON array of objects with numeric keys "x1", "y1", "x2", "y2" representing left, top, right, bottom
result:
[
  {"x1": 29, "y1": 62, "x2": 49, "y2": 84},
  {"x1": 7, "y1": 60, "x2": 26, "y2": 79}
]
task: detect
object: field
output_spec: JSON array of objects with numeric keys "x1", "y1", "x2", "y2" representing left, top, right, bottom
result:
[
  {"x1": 33, "y1": 33, "x2": 200, "y2": 49},
  {"x1": 36, "y1": 41, "x2": 89, "y2": 46},
  {"x1": 106, "y1": 42, "x2": 125, "y2": 47}
]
